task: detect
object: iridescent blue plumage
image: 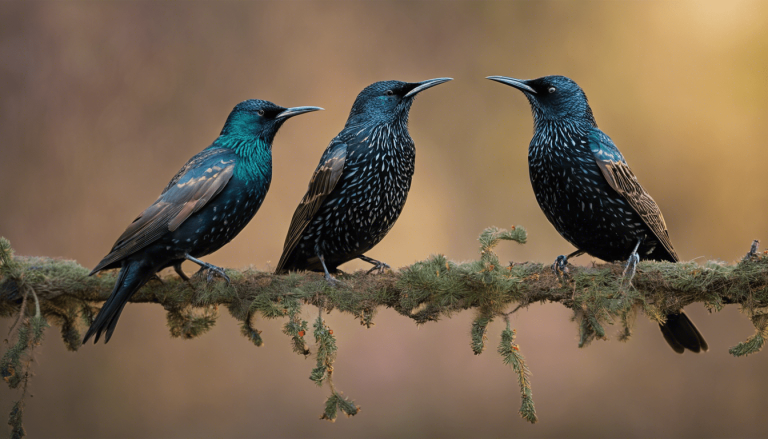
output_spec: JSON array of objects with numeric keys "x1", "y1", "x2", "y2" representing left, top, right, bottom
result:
[
  {"x1": 84, "y1": 100, "x2": 322, "y2": 343},
  {"x1": 276, "y1": 78, "x2": 452, "y2": 283},
  {"x1": 489, "y1": 74, "x2": 707, "y2": 354}
]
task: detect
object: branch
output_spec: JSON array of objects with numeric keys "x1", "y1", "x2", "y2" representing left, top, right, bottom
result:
[{"x1": 2, "y1": 227, "x2": 768, "y2": 433}]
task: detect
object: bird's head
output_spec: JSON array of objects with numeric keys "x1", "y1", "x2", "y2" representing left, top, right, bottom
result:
[
  {"x1": 346, "y1": 78, "x2": 453, "y2": 126},
  {"x1": 486, "y1": 75, "x2": 596, "y2": 127},
  {"x1": 220, "y1": 99, "x2": 322, "y2": 143}
]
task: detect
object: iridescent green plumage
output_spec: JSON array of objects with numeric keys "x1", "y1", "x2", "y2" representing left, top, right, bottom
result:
[{"x1": 84, "y1": 100, "x2": 322, "y2": 343}]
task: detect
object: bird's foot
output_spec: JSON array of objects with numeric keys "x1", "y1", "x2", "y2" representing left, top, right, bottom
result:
[
  {"x1": 552, "y1": 255, "x2": 570, "y2": 279},
  {"x1": 193, "y1": 263, "x2": 231, "y2": 285},
  {"x1": 743, "y1": 239, "x2": 760, "y2": 261},
  {"x1": 316, "y1": 252, "x2": 344, "y2": 287},
  {"x1": 324, "y1": 272, "x2": 343, "y2": 287},
  {"x1": 206, "y1": 264, "x2": 231, "y2": 285},
  {"x1": 366, "y1": 261, "x2": 391, "y2": 275},
  {"x1": 621, "y1": 252, "x2": 640, "y2": 288},
  {"x1": 185, "y1": 254, "x2": 230, "y2": 286},
  {"x1": 358, "y1": 255, "x2": 391, "y2": 275},
  {"x1": 620, "y1": 239, "x2": 643, "y2": 290}
]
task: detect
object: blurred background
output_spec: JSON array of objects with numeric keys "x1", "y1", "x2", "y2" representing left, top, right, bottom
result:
[{"x1": 2, "y1": 1, "x2": 768, "y2": 437}]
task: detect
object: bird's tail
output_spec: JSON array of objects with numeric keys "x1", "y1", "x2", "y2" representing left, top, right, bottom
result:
[
  {"x1": 658, "y1": 311, "x2": 708, "y2": 354},
  {"x1": 83, "y1": 261, "x2": 155, "y2": 344}
]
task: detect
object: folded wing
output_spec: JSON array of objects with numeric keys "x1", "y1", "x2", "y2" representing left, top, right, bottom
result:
[
  {"x1": 90, "y1": 148, "x2": 236, "y2": 274},
  {"x1": 589, "y1": 130, "x2": 678, "y2": 261},
  {"x1": 275, "y1": 138, "x2": 347, "y2": 272}
]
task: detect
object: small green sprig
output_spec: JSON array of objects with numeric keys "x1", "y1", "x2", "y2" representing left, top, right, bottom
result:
[{"x1": 498, "y1": 318, "x2": 537, "y2": 424}]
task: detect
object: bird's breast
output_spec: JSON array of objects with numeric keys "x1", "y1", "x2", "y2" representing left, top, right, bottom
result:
[
  {"x1": 528, "y1": 139, "x2": 651, "y2": 261},
  {"x1": 301, "y1": 139, "x2": 415, "y2": 259},
  {"x1": 169, "y1": 180, "x2": 267, "y2": 258},
  {"x1": 340, "y1": 152, "x2": 413, "y2": 233}
]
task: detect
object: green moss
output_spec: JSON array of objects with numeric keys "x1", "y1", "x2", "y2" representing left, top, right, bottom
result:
[{"x1": 3, "y1": 228, "x2": 768, "y2": 427}]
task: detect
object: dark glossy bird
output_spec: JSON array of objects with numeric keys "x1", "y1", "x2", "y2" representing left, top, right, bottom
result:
[
  {"x1": 84, "y1": 100, "x2": 322, "y2": 344},
  {"x1": 275, "y1": 78, "x2": 452, "y2": 283},
  {"x1": 487, "y1": 74, "x2": 707, "y2": 354}
]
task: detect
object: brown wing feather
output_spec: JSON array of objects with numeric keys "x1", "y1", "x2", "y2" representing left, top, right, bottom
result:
[
  {"x1": 275, "y1": 145, "x2": 347, "y2": 272},
  {"x1": 595, "y1": 159, "x2": 678, "y2": 261},
  {"x1": 166, "y1": 163, "x2": 234, "y2": 231},
  {"x1": 90, "y1": 151, "x2": 235, "y2": 274}
]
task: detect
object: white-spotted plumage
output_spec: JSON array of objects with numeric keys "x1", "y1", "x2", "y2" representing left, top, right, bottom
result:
[
  {"x1": 529, "y1": 120, "x2": 661, "y2": 261},
  {"x1": 277, "y1": 78, "x2": 452, "y2": 276},
  {"x1": 292, "y1": 121, "x2": 414, "y2": 270}
]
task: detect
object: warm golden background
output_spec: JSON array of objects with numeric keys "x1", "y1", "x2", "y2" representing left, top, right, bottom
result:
[{"x1": 2, "y1": 1, "x2": 768, "y2": 437}]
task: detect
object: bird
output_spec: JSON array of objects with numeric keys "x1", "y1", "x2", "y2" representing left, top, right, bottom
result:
[
  {"x1": 487, "y1": 74, "x2": 707, "y2": 354},
  {"x1": 83, "y1": 100, "x2": 322, "y2": 344},
  {"x1": 275, "y1": 78, "x2": 452, "y2": 283}
]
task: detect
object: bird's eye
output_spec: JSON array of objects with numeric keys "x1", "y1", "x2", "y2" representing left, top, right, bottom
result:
[
  {"x1": 385, "y1": 90, "x2": 394, "y2": 96},
  {"x1": 257, "y1": 109, "x2": 265, "y2": 116},
  {"x1": 548, "y1": 87, "x2": 556, "y2": 94}
]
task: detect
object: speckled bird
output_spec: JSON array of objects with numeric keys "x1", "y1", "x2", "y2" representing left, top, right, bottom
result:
[
  {"x1": 275, "y1": 78, "x2": 452, "y2": 283},
  {"x1": 487, "y1": 74, "x2": 707, "y2": 354},
  {"x1": 84, "y1": 100, "x2": 322, "y2": 344}
]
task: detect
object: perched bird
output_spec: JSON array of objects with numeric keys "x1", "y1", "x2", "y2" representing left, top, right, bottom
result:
[
  {"x1": 487, "y1": 75, "x2": 707, "y2": 354},
  {"x1": 84, "y1": 100, "x2": 322, "y2": 343},
  {"x1": 275, "y1": 78, "x2": 452, "y2": 283}
]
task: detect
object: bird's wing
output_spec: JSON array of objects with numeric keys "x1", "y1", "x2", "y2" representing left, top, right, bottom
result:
[
  {"x1": 275, "y1": 137, "x2": 348, "y2": 272},
  {"x1": 588, "y1": 130, "x2": 678, "y2": 261},
  {"x1": 90, "y1": 148, "x2": 236, "y2": 274}
]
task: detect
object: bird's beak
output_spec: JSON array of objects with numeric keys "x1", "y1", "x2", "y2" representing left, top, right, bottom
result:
[
  {"x1": 486, "y1": 76, "x2": 537, "y2": 94},
  {"x1": 276, "y1": 106, "x2": 324, "y2": 119},
  {"x1": 404, "y1": 77, "x2": 454, "y2": 98}
]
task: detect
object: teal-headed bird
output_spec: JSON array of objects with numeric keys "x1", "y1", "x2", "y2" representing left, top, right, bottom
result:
[{"x1": 84, "y1": 100, "x2": 322, "y2": 343}]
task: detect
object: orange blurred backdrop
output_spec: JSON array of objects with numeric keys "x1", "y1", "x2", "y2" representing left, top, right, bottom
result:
[{"x1": 2, "y1": 1, "x2": 768, "y2": 437}]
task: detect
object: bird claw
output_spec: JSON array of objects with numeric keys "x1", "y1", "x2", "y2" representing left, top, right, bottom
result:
[
  {"x1": 743, "y1": 240, "x2": 761, "y2": 261},
  {"x1": 366, "y1": 261, "x2": 391, "y2": 275},
  {"x1": 621, "y1": 252, "x2": 640, "y2": 287},
  {"x1": 208, "y1": 266, "x2": 231, "y2": 285},
  {"x1": 324, "y1": 273, "x2": 343, "y2": 287},
  {"x1": 193, "y1": 264, "x2": 231, "y2": 286},
  {"x1": 317, "y1": 252, "x2": 343, "y2": 287},
  {"x1": 552, "y1": 255, "x2": 570, "y2": 279}
]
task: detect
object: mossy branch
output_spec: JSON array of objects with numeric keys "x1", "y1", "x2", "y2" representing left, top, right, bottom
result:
[{"x1": 2, "y1": 228, "x2": 768, "y2": 434}]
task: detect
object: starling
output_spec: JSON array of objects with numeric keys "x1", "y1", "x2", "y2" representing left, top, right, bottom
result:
[
  {"x1": 275, "y1": 78, "x2": 452, "y2": 283},
  {"x1": 487, "y1": 74, "x2": 707, "y2": 354},
  {"x1": 84, "y1": 100, "x2": 322, "y2": 343}
]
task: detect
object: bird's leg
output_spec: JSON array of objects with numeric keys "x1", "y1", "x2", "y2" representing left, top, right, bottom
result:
[
  {"x1": 552, "y1": 250, "x2": 585, "y2": 279},
  {"x1": 358, "y1": 255, "x2": 391, "y2": 275},
  {"x1": 174, "y1": 262, "x2": 191, "y2": 282},
  {"x1": 621, "y1": 238, "x2": 643, "y2": 287},
  {"x1": 184, "y1": 254, "x2": 230, "y2": 285},
  {"x1": 317, "y1": 253, "x2": 340, "y2": 286},
  {"x1": 743, "y1": 239, "x2": 760, "y2": 261}
]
